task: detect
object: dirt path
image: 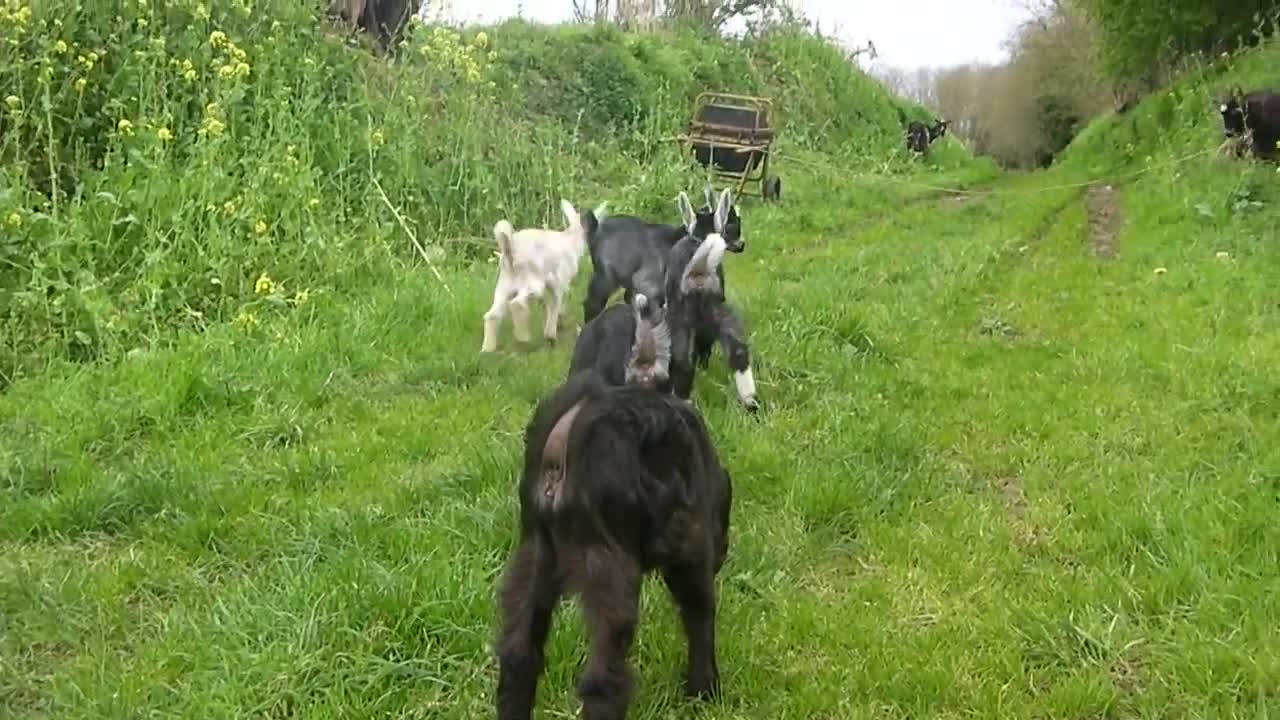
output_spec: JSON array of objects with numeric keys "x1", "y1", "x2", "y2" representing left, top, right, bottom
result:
[{"x1": 1084, "y1": 184, "x2": 1123, "y2": 259}]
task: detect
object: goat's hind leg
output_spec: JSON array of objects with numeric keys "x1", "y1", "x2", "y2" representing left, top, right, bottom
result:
[
  {"x1": 577, "y1": 547, "x2": 642, "y2": 720},
  {"x1": 692, "y1": 328, "x2": 715, "y2": 370},
  {"x1": 543, "y1": 289, "x2": 564, "y2": 346},
  {"x1": 483, "y1": 276, "x2": 514, "y2": 353},
  {"x1": 582, "y1": 270, "x2": 617, "y2": 324},
  {"x1": 717, "y1": 303, "x2": 758, "y2": 412},
  {"x1": 508, "y1": 291, "x2": 536, "y2": 349},
  {"x1": 496, "y1": 532, "x2": 562, "y2": 720},
  {"x1": 662, "y1": 550, "x2": 721, "y2": 700}
]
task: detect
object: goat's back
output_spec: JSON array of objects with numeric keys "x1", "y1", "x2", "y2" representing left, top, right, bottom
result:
[
  {"x1": 502, "y1": 227, "x2": 586, "y2": 291},
  {"x1": 1245, "y1": 91, "x2": 1280, "y2": 134},
  {"x1": 589, "y1": 216, "x2": 686, "y2": 304},
  {"x1": 521, "y1": 371, "x2": 730, "y2": 567},
  {"x1": 567, "y1": 304, "x2": 635, "y2": 385}
]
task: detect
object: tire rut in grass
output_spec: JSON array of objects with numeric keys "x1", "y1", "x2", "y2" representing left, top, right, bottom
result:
[{"x1": 1084, "y1": 184, "x2": 1123, "y2": 259}]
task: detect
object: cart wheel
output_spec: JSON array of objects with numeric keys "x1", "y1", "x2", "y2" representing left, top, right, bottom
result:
[{"x1": 763, "y1": 176, "x2": 782, "y2": 202}]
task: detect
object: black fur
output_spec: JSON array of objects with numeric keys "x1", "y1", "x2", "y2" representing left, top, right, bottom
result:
[
  {"x1": 1220, "y1": 88, "x2": 1280, "y2": 160},
  {"x1": 495, "y1": 370, "x2": 733, "y2": 720},
  {"x1": 906, "y1": 118, "x2": 949, "y2": 154}
]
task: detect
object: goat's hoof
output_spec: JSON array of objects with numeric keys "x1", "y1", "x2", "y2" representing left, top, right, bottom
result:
[
  {"x1": 544, "y1": 336, "x2": 557, "y2": 348},
  {"x1": 743, "y1": 397, "x2": 761, "y2": 414},
  {"x1": 685, "y1": 672, "x2": 720, "y2": 700}
]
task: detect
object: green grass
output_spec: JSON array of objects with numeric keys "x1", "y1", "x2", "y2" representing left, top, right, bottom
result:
[
  {"x1": 5, "y1": 6, "x2": 1280, "y2": 719},
  {"x1": 4, "y1": 140, "x2": 1279, "y2": 717}
]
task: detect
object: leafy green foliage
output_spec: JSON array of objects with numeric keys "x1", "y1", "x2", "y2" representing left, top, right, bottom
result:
[{"x1": 1078, "y1": 0, "x2": 1280, "y2": 87}]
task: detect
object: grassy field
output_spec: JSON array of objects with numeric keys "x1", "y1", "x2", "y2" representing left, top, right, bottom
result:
[
  {"x1": 4, "y1": 5, "x2": 1280, "y2": 718},
  {"x1": 5, "y1": 140, "x2": 1279, "y2": 717}
]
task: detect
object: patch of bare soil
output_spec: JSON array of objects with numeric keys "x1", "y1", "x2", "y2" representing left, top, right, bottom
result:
[{"x1": 1084, "y1": 184, "x2": 1123, "y2": 259}]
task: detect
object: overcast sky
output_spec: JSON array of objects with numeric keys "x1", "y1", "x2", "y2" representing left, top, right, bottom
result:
[{"x1": 422, "y1": 0, "x2": 1035, "y2": 70}]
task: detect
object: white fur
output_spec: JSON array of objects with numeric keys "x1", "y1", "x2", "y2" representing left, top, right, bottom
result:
[
  {"x1": 481, "y1": 199, "x2": 592, "y2": 352},
  {"x1": 734, "y1": 367, "x2": 758, "y2": 408}
]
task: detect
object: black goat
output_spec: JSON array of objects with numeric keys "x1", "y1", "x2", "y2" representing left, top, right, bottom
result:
[
  {"x1": 906, "y1": 118, "x2": 950, "y2": 154},
  {"x1": 662, "y1": 189, "x2": 760, "y2": 412},
  {"x1": 495, "y1": 369, "x2": 733, "y2": 719},
  {"x1": 906, "y1": 120, "x2": 930, "y2": 153},
  {"x1": 1219, "y1": 87, "x2": 1280, "y2": 160},
  {"x1": 582, "y1": 185, "x2": 743, "y2": 323},
  {"x1": 568, "y1": 292, "x2": 672, "y2": 392}
]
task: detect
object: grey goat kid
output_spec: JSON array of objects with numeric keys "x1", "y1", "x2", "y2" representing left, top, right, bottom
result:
[
  {"x1": 581, "y1": 184, "x2": 744, "y2": 323},
  {"x1": 664, "y1": 188, "x2": 759, "y2": 412},
  {"x1": 568, "y1": 293, "x2": 672, "y2": 392}
]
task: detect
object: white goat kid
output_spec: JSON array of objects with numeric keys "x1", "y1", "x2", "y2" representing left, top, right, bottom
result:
[{"x1": 482, "y1": 199, "x2": 593, "y2": 353}]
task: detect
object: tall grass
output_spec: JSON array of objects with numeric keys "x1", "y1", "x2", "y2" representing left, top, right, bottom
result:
[{"x1": 0, "y1": 0, "x2": 954, "y2": 388}]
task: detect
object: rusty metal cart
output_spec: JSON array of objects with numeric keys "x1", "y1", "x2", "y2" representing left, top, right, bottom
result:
[{"x1": 677, "y1": 92, "x2": 781, "y2": 202}]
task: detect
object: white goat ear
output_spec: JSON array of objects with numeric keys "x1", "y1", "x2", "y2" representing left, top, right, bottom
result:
[
  {"x1": 677, "y1": 192, "x2": 696, "y2": 232},
  {"x1": 714, "y1": 188, "x2": 732, "y2": 232},
  {"x1": 559, "y1": 199, "x2": 578, "y2": 227},
  {"x1": 1220, "y1": 103, "x2": 1228, "y2": 113}
]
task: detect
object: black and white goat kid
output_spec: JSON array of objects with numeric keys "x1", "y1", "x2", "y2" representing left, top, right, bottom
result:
[
  {"x1": 664, "y1": 188, "x2": 759, "y2": 412},
  {"x1": 581, "y1": 185, "x2": 744, "y2": 323},
  {"x1": 495, "y1": 369, "x2": 733, "y2": 720}
]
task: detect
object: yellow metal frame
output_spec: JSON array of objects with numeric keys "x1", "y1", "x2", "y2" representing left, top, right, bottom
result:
[{"x1": 676, "y1": 92, "x2": 778, "y2": 199}]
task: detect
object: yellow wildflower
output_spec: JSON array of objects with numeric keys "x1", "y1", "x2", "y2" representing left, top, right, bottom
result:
[
  {"x1": 157, "y1": 127, "x2": 173, "y2": 142},
  {"x1": 254, "y1": 219, "x2": 267, "y2": 235},
  {"x1": 233, "y1": 61, "x2": 250, "y2": 78},
  {"x1": 307, "y1": 197, "x2": 319, "y2": 208},
  {"x1": 473, "y1": 31, "x2": 488, "y2": 49},
  {"x1": 183, "y1": 68, "x2": 197, "y2": 81},
  {"x1": 199, "y1": 116, "x2": 225, "y2": 139},
  {"x1": 290, "y1": 289, "x2": 311, "y2": 306},
  {"x1": 5, "y1": 212, "x2": 21, "y2": 228},
  {"x1": 3, "y1": 95, "x2": 19, "y2": 110},
  {"x1": 53, "y1": 40, "x2": 68, "y2": 54},
  {"x1": 222, "y1": 200, "x2": 236, "y2": 215},
  {"x1": 210, "y1": 30, "x2": 227, "y2": 48},
  {"x1": 195, "y1": 3, "x2": 209, "y2": 19},
  {"x1": 234, "y1": 310, "x2": 259, "y2": 329},
  {"x1": 254, "y1": 272, "x2": 274, "y2": 294},
  {"x1": 74, "y1": 78, "x2": 86, "y2": 92},
  {"x1": 371, "y1": 129, "x2": 385, "y2": 147},
  {"x1": 117, "y1": 118, "x2": 135, "y2": 135}
]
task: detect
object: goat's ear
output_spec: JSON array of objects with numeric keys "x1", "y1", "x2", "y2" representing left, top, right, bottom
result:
[
  {"x1": 560, "y1": 199, "x2": 578, "y2": 227},
  {"x1": 677, "y1": 191, "x2": 697, "y2": 232},
  {"x1": 714, "y1": 188, "x2": 732, "y2": 232}
]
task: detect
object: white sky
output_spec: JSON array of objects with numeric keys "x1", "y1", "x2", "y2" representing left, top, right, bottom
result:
[{"x1": 423, "y1": 0, "x2": 1035, "y2": 71}]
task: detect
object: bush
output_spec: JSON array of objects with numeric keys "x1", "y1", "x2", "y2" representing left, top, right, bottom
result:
[{"x1": 1078, "y1": 0, "x2": 1280, "y2": 89}]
